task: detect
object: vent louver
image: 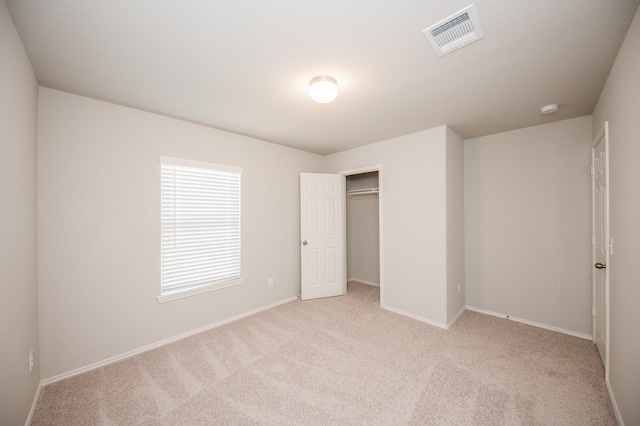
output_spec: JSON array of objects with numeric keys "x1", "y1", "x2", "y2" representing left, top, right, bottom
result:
[{"x1": 423, "y1": 4, "x2": 484, "y2": 57}]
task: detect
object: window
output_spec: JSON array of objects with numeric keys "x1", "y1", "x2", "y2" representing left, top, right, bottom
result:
[{"x1": 158, "y1": 157, "x2": 242, "y2": 302}]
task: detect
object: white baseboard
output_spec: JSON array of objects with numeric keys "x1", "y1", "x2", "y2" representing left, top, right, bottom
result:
[
  {"x1": 381, "y1": 304, "x2": 449, "y2": 329},
  {"x1": 348, "y1": 277, "x2": 379, "y2": 287},
  {"x1": 41, "y1": 296, "x2": 299, "y2": 386},
  {"x1": 606, "y1": 380, "x2": 624, "y2": 426},
  {"x1": 465, "y1": 306, "x2": 593, "y2": 340},
  {"x1": 447, "y1": 306, "x2": 466, "y2": 328},
  {"x1": 25, "y1": 381, "x2": 43, "y2": 426},
  {"x1": 379, "y1": 304, "x2": 465, "y2": 330}
]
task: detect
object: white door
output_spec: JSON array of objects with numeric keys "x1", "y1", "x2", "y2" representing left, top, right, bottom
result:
[
  {"x1": 300, "y1": 173, "x2": 346, "y2": 300},
  {"x1": 592, "y1": 122, "x2": 610, "y2": 368}
]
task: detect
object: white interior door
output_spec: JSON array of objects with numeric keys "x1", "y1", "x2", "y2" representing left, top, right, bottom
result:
[
  {"x1": 300, "y1": 173, "x2": 346, "y2": 300},
  {"x1": 592, "y1": 122, "x2": 610, "y2": 368}
]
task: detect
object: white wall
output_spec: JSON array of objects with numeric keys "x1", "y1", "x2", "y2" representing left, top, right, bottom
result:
[
  {"x1": 446, "y1": 127, "x2": 465, "y2": 323},
  {"x1": 592, "y1": 4, "x2": 640, "y2": 425},
  {"x1": 465, "y1": 116, "x2": 593, "y2": 336},
  {"x1": 0, "y1": 2, "x2": 40, "y2": 424},
  {"x1": 346, "y1": 193, "x2": 379, "y2": 285},
  {"x1": 325, "y1": 127, "x2": 449, "y2": 325},
  {"x1": 37, "y1": 88, "x2": 323, "y2": 379}
]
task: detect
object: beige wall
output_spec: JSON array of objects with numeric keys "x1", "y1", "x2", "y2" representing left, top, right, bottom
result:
[
  {"x1": 326, "y1": 126, "x2": 452, "y2": 326},
  {"x1": 592, "y1": 4, "x2": 640, "y2": 425},
  {"x1": 0, "y1": 2, "x2": 40, "y2": 424},
  {"x1": 446, "y1": 128, "x2": 465, "y2": 324},
  {"x1": 346, "y1": 193, "x2": 380, "y2": 285},
  {"x1": 37, "y1": 88, "x2": 323, "y2": 379},
  {"x1": 465, "y1": 116, "x2": 593, "y2": 336}
]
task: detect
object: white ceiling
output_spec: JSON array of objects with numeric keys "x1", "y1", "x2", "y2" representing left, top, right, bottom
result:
[{"x1": 7, "y1": 0, "x2": 640, "y2": 155}]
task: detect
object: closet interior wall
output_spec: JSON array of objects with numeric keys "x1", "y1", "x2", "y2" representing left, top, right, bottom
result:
[{"x1": 346, "y1": 172, "x2": 380, "y2": 286}]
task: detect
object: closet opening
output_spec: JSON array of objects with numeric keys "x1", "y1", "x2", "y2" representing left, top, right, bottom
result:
[{"x1": 342, "y1": 166, "x2": 383, "y2": 305}]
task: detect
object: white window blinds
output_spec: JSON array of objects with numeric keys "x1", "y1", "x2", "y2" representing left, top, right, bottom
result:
[{"x1": 160, "y1": 157, "x2": 242, "y2": 299}]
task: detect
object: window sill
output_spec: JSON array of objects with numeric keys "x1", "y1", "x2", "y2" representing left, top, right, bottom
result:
[{"x1": 157, "y1": 277, "x2": 244, "y2": 303}]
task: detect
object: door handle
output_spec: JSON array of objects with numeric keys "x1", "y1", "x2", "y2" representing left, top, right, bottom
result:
[
  {"x1": 302, "y1": 241, "x2": 308, "y2": 245},
  {"x1": 594, "y1": 263, "x2": 606, "y2": 269}
]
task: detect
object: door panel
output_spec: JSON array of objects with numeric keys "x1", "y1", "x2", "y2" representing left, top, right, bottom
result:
[
  {"x1": 592, "y1": 123, "x2": 609, "y2": 368},
  {"x1": 300, "y1": 173, "x2": 346, "y2": 300},
  {"x1": 326, "y1": 247, "x2": 337, "y2": 284}
]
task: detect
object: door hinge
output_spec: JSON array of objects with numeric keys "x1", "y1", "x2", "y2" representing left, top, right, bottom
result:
[
  {"x1": 591, "y1": 236, "x2": 596, "y2": 246},
  {"x1": 609, "y1": 238, "x2": 614, "y2": 255},
  {"x1": 590, "y1": 165, "x2": 595, "y2": 176},
  {"x1": 592, "y1": 307, "x2": 596, "y2": 317}
]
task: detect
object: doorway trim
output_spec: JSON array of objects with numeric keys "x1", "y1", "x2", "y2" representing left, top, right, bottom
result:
[{"x1": 340, "y1": 165, "x2": 384, "y2": 306}]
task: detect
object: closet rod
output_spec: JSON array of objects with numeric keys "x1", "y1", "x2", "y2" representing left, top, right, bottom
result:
[{"x1": 346, "y1": 188, "x2": 379, "y2": 196}]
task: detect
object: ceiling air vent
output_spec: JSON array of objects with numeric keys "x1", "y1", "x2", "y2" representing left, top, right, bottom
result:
[{"x1": 423, "y1": 4, "x2": 484, "y2": 57}]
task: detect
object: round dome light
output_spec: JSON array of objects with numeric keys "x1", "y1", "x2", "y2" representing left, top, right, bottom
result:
[
  {"x1": 540, "y1": 104, "x2": 559, "y2": 115},
  {"x1": 309, "y1": 75, "x2": 339, "y2": 103}
]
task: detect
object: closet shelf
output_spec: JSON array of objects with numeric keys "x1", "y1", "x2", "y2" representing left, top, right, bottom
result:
[{"x1": 346, "y1": 188, "x2": 379, "y2": 196}]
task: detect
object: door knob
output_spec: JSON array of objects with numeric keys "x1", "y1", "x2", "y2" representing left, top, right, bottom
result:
[
  {"x1": 302, "y1": 241, "x2": 308, "y2": 245},
  {"x1": 594, "y1": 263, "x2": 606, "y2": 269}
]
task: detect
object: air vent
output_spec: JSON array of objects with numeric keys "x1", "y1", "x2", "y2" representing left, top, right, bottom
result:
[{"x1": 423, "y1": 4, "x2": 484, "y2": 57}]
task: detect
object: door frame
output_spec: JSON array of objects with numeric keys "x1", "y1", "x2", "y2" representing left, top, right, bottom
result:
[
  {"x1": 340, "y1": 165, "x2": 384, "y2": 306},
  {"x1": 591, "y1": 121, "x2": 610, "y2": 379}
]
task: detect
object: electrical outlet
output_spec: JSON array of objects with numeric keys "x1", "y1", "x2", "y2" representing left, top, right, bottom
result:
[
  {"x1": 29, "y1": 350, "x2": 34, "y2": 373},
  {"x1": 268, "y1": 278, "x2": 274, "y2": 288}
]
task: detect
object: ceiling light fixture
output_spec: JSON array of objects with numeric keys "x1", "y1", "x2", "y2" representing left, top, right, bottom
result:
[
  {"x1": 540, "y1": 104, "x2": 559, "y2": 115},
  {"x1": 309, "y1": 75, "x2": 339, "y2": 103}
]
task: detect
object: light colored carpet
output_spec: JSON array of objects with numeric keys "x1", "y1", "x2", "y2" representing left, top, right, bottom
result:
[{"x1": 31, "y1": 282, "x2": 615, "y2": 425}]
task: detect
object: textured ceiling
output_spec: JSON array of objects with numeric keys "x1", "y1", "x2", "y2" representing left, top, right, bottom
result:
[{"x1": 7, "y1": 0, "x2": 640, "y2": 155}]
